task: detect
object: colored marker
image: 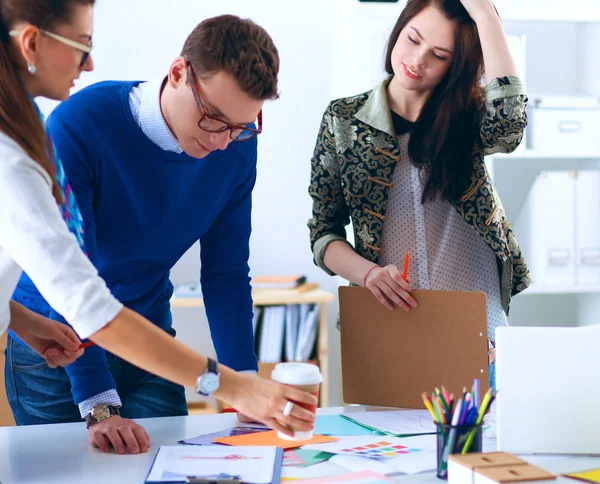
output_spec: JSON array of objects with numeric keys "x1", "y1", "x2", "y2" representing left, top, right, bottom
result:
[
  {"x1": 422, "y1": 393, "x2": 437, "y2": 421},
  {"x1": 402, "y1": 250, "x2": 410, "y2": 282}
]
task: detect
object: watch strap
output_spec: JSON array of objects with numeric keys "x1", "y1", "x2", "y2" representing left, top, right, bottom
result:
[{"x1": 207, "y1": 357, "x2": 217, "y2": 375}]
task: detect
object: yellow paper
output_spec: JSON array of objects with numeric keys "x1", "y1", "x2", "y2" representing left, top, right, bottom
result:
[{"x1": 566, "y1": 468, "x2": 600, "y2": 483}]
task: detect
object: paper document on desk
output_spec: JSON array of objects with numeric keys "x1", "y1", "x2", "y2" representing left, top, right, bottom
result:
[
  {"x1": 315, "y1": 415, "x2": 382, "y2": 436},
  {"x1": 330, "y1": 450, "x2": 437, "y2": 476},
  {"x1": 341, "y1": 410, "x2": 437, "y2": 436},
  {"x1": 301, "y1": 434, "x2": 436, "y2": 459},
  {"x1": 179, "y1": 426, "x2": 270, "y2": 446},
  {"x1": 303, "y1": 434, "x2": 437, "y2": 476},
  {"x1": 145, "y1": 445, "x2": 282, "y2": 483},
  {"x1": 481, "y1": 408, "x2": 497, "y2": 442}
]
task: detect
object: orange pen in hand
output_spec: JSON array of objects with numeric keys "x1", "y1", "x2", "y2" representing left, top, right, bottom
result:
[
  {"x1": 402, "y1": 250, "x2": 410, "y2": 283},
  {"x1": 79, "y1": 341, "x2": 95, "y2": 349}
]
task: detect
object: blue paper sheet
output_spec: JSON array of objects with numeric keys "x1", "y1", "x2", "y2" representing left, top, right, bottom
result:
[{"x1": 314, "y1": 415, "x2": 384, "y2": 436}]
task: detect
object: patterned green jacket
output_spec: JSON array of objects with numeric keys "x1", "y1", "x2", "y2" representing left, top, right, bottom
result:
[{"x1": 308, "y1": 76, "x2": 531, "y2": 315}]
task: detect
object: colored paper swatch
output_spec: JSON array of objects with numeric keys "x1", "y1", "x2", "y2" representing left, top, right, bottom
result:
[
  {"x1": 179, "y1": 426, "x2": 269, "y2": 446},
  {"x1": 337, "y1": 440, "x2": 423, "y2": 460},
  {"x1": 283, "y1": 450, "x2": 306, "y2": 466},
  {"x1": 565, "y1": 468, "x2": 600, "y2": 483},
  {"x1": 213, "y1": 430, "x2": 337, "y2": 449},
  {"x1": 315, "y1": 415, "x2": 381, "y2": 436},
  {"x1": 287, "y1": 449, "x2": 335, "y2": 468}
]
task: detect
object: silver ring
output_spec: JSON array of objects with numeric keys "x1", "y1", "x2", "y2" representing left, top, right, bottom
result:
[{"x1": 283, "y1": 401, "x2": 294, "y2": 417}]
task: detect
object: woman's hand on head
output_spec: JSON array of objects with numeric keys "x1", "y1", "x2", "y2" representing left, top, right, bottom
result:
[{"x1": 458, "y1": 0, "x2": 497, "y2": 23}]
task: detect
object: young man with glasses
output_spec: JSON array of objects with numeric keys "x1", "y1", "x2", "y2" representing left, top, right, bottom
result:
[{"x1": 8, "y1": 15, "x2": 279, "y2": 454}]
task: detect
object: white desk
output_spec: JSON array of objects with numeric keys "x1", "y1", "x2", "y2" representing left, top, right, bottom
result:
[{"x1": 1, "y1": 407, "x2": 599, "y2": 483}]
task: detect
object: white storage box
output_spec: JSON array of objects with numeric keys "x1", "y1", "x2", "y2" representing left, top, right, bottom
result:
[
  {"x1": 576, "y1": 171, "x2": 600, "y2": 285},
  {"x1": 529, "y1": 96, "x2": 600, "y2": 154},
  {"x1": 513, "y1": 171, "x2": 576, "y2": 286}
]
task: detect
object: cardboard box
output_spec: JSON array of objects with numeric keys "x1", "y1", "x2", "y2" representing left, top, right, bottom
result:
[
  {"x1": 474, "y1": 464, "x2": 556, "y2": 483},
  {"x1": 448, "y1": 453, "x2": 527, "y2": 484}
]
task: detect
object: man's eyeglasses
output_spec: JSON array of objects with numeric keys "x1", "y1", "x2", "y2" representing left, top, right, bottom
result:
[
  {"x1": 10, "y1": 29, "x2": 92, "y2": 68},
  {"x1": 185, "y1": 58, "x2": 262, "y2": 142}
]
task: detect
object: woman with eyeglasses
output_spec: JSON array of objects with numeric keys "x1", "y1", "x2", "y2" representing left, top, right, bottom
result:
[{"x1": 0, "y1": 0, "x2": 315, "y2": 453}]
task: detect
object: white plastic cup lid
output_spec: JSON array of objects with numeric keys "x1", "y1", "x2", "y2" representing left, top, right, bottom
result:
[{"x1": 271, "y1": 362, "x2": 323, "y2": 385}]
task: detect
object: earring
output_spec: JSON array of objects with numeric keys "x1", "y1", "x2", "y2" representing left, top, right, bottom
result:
[{"x1": 27, "y1": 62, "x2": 36, "y2": 74}]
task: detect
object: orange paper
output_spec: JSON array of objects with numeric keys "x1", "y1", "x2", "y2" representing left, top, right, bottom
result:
[{"x1": 213, "y1": 430, "x2": 337, "y2": 449}]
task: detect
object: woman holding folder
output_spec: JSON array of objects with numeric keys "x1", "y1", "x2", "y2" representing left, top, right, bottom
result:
[
  {"x1": 0, "y1": 0, "x2": 316, "y2": 451},
  {"x1": 308, "y1": 0, "x2": 530, "y2": 387}
]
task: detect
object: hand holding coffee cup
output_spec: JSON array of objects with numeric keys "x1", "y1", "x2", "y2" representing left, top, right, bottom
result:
[{"x1": 271, "y1": 362, "x2": 322, "y2": 440}]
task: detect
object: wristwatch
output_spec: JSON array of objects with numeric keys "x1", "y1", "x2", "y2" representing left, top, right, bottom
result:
[
  {"x1": 196, "y1": 358, "x2": 220, "y2": 396},
  {"x1": 85, "y1": 404, "x2": 121, "y2": 429}
]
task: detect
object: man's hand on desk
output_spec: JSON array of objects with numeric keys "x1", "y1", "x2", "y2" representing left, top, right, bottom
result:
[{"x1": 88, "y1": 416, "x2": 151, "y2": 455}]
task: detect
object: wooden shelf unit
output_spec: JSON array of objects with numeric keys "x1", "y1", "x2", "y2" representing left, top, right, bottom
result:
[{"x1": 171, "y1": 288, "x2": 335, "y2": 407}]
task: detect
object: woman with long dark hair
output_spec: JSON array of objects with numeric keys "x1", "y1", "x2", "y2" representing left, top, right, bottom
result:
[
  {"x1": 0, "y1": 0, "x2": 316, "y2": 451},
  {"x1": 308, "y1": 0, "x2": 530, "y2": 387}
]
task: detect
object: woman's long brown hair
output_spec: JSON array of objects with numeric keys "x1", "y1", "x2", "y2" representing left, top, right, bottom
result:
[
  {"x1": 0, "y1": 0, "x2": 94, "y2": 204},
  {"x1": 385, "y1": 0, "x2": 485, "y2": 203}
]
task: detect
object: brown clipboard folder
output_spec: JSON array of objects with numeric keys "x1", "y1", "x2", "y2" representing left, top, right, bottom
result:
[{"x1": 339, "y1": 287, "x2": 489, "y2": 408}]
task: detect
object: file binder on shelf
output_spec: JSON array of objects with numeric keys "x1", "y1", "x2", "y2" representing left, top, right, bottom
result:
[
  {"x1": 576, "y1": 171, "x2": 600, "y2": 285},
  {"x1": 170, "y1": 284, "x2": 334, "y2": 407},
  {"x1": 514, "y1": 171, "x2": 576, "y2": 286}
]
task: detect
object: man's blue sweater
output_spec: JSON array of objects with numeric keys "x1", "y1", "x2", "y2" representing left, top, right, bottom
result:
[{"x1": 14, "y1": 81, "x2": 258, "y2": 403}]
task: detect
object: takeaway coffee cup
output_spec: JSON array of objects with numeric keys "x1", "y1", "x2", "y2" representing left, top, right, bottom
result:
[{"x1": 271, "y1": 362, "x2": 322, "y2": 440}]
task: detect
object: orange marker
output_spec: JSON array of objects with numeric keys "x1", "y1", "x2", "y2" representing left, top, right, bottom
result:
[
  {"x1": 79, "y1": 341, "x2": 95, "y2": 349},
  {"x1": 402, "y1": 250, "x2": 410, "y2": 282}
]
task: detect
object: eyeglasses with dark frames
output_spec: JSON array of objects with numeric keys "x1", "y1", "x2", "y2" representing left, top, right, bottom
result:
[{"x1": 185, "y1": 57, "x2": 262, "y2": 142}]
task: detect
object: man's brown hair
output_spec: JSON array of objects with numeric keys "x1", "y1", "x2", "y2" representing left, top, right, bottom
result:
[{"x1": 182, "y1": 14, "x2": 279, "y2": 101}]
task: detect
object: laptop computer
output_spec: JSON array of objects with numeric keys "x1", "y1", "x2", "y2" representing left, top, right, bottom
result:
[{"x1": 495, "y1": 325, "x2": 600, "y2": 454}]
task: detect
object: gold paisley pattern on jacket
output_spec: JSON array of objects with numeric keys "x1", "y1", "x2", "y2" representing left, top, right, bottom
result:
[{"x1": 308, "y1": 76, "x2": 532, "y2": 314}]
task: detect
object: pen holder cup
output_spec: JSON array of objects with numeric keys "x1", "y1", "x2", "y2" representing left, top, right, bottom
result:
[{"x1": 436, "y1": 422, "x2": 482, "y2": 480}]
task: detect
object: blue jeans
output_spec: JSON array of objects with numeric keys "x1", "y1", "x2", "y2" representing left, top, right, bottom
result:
[{"x1": 5, "y1": 333, "x2": 188, "y2": 426}]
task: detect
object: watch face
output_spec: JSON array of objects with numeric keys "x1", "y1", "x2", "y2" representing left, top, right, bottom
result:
[
  {"x1": 200, "y1": 373, "x2": 220, "y2": 395},
  {"x1": 91, "y1": 405, "x2": 111, "y2": 421}
]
